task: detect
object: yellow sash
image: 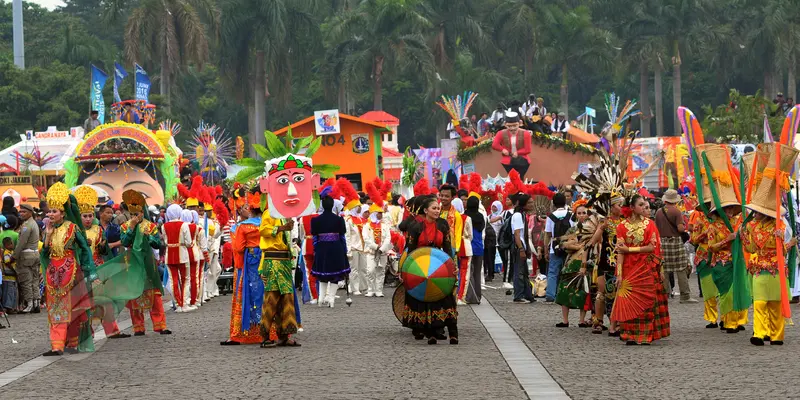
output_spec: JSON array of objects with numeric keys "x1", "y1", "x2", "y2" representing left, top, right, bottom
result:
[{"x1": 441, "y1": 208, "x2": 463, "y2": 254}]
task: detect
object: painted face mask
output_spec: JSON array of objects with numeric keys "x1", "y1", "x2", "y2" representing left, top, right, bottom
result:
[{"x1": 259, "y1": 153, "x2": 320, "y2": 219}]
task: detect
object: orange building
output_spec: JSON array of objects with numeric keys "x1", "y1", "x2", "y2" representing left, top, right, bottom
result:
[{"x1": 274, "y1": 113, "x2": 391, "y2": 190}]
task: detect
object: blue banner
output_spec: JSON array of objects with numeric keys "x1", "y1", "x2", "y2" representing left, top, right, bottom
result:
[
  {"x1": 134, "y1": 63, "x2": 151, "y2": 102},
  {"x1": 113, "y1": 62, "x2": 128, "y2": 103},
  {"x1": 90, "y1": 65, "x2": 108, "y2": 124}
]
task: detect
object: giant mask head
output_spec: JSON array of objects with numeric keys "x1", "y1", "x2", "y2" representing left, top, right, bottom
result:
[{"x1": 259, "y1": 154, "x2": 320, "y2": 219}]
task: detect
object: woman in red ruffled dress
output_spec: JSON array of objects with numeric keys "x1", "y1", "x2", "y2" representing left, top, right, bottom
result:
[{"x1": 611, "y1": 194, "x2": 670, "y2": 345}]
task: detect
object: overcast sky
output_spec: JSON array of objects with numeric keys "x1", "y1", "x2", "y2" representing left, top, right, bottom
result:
[{"x1": 25, "y1": 0, "x2": 63, "y2": 10}]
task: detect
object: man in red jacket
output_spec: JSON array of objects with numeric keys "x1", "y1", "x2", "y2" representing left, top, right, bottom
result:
[{"x1": 491, "y1": 111, "x2": 533, "y2": 177}]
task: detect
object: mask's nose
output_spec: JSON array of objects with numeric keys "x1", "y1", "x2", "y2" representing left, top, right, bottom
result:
[{"x1": 288, "y1": 182, "x2": 297, "y2": 196}]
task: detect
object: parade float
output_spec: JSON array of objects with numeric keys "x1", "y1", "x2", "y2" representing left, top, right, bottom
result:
[{"x1": 62, "y1": 100, "x2": 183, "y2": 205}]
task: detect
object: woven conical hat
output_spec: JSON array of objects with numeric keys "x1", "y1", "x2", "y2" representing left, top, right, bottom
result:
[
  {"x1": 746, "y1": 143, "x2": 799, "y2": 217},
  {"x1": 741, "y1": 152, "x2": 756, "y2": 187},
  {"x1": 694, "y1": 143, "x2": 718, "y2": 205},
  {"x1": 704, "y1": 145, "x2": 739, "y2": 212}
]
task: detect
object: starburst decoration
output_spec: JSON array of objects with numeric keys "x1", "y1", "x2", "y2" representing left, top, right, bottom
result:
[{"x1": 187, "y1": 121, "x2": 235, "y2": 185}]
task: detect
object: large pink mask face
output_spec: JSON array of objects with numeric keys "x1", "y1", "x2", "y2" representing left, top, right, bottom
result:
[{"x1": 259, "y1": 155, "x2": 320, "y2": 219}]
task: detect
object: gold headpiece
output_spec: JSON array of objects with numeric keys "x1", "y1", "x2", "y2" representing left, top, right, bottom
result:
[
  {"x1": 74, "y1": 185, "x2": 98, "y2": 214},
  {"x1": 122, "y1": 189, "x2": 146, "y2": 214},
  {"x1": 46, "y1": 182, "x2": 70, "y2": 212}
]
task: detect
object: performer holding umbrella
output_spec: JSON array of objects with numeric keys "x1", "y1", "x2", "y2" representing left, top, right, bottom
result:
[{"x1": 401, "y1": 195, "x2": 458, "y2": 345}]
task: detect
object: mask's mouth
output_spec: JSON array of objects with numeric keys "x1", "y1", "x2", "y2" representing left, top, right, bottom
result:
[{"x1": 283, "y1": 198, "x2": 300, "y2": 206}]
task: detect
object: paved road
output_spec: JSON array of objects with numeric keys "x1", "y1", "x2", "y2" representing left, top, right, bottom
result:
[
  {"x1": 2, "y1": 275, "x2": 798, "y2": 399},
  {"x1": 0, "y1": 288, "x2": 525, "y2": 399},
  {"x1": 486, "y1": 276, "x2": 800, "y2": 400}
]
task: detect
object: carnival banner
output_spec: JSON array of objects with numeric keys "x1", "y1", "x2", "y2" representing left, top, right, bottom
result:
[
  {"x1": 134, "y1": 63, "x2": 151, "y2": 102},
  {"x1": 113, "y1": 62, "x2": 128, "y2": 103},
  {"x1": 90, "y1": 65, "x2": 108, "y2": 124}
]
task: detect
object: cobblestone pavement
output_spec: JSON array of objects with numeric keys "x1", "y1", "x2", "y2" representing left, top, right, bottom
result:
[
  {"x1": 485, "y1": 274, "x2": 800, "y2": 400},
  {"x1": 0, "y1": 288, "x2": 526, "y2": 399}
]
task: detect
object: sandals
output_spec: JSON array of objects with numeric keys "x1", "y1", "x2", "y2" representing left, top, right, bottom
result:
[
  {"x1": 578, "y1": 322, "x2": 591, "y2": 328},
  {"x1": 108, "y1": 333, "x2": 131, "y2": 339},
  {"x1": 220, "y1": 340, "x2": 241, "y2": 346},
  {"x1": 449, "y1": 337, "x2": 458, "y2": 345},
  {"x1": 42, "y1": 350, "x2": 63, "y2": 356},
  {"x1": 260, "y1": 340, "x2": 276, "y2": 348},
  {"x1": 277, "y1": 339, "x2": 301, "y2": 347},
  {"x1": 555, "y1": 322, "x2": 569, "y2": 328},
  {"x1": 159, "y1": 330, "x2": 173, "y2": 335},
  {"x1": 591, "y1": 326, "x2": 603, "y2": 334}
]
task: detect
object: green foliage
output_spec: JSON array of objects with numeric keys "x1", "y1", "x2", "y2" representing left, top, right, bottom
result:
[
  {"x1": 0, "y1": 0, "x2": 795, "y2": 158},
  {"x1": 701, "y1": 89, "x2": 781, "y2": 143}
]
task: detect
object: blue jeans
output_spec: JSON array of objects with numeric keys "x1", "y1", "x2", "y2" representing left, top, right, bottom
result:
[{"x1": 546, "y1": 252, "x2": 565, "y2": 301}]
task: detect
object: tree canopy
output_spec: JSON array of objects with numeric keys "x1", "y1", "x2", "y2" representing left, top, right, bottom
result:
[{"x1": 0, "y1": 0, "x2": 796, "y2": 149}]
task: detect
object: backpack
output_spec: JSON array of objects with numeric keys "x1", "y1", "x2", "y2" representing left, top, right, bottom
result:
[
  {"x1": 548, "y1": 211, "x2": 573, "y2": 258},
  {"x1": 497, "y1": 212, "x2": 514, "y2": 250}
]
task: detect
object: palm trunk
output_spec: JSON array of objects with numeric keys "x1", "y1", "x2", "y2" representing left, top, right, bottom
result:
[
  {"x1": 247, "y1": 102, "x2": 256, "y2": 157},
  {"x1": 254, "y1": 50, "x2": 266, "y2": 149},
  {"x1": 764, "y1": 71, "x2": 772, "y2": 101},
  {"x1": 560, "y1": 63, "x2": 568, "y2": 119},
  {"x1": 671, "y1": 41, "x2": 681, "y2": 136},
  {"x1": 337, "y1": 80, "x2": 347, "y2": 111},
  {"x1": 654, "y1": 63, "x2": 665, "y2": 137},
  {"x1": 372, "y1": 55, "x2": 384, "y2": 111},
  {"x1": 639, "y1": 62, "x2": 651, "y2": 137},
  {"x1": 160, "y1": 50, "x2": 171, "y2": 113}
]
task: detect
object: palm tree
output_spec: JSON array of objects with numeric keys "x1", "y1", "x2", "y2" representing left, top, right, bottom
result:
[
  {"x1": 326, "y1": 0, "x2": 436, "y2": 111},
  {"x1": 539, "y1": 5, "x2": 614, "y2": 118},
  {"x1": 218, "y1": 0, "x2": 319, "y2": 155},
  {"x1": 124, "y1": 0, "x2": 218, "y2": 111},
  {"x1": 422, "y1": 0, "x2": 487, "y2": 71},
  {"x1": 491, "y1": 0, "x2": 547, "y2": 84}
]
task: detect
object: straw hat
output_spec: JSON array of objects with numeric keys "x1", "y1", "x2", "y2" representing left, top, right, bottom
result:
[
  {"x1": 694, "y1": 143, "x2": 718, "y2": 204},
  {"x1": 703, "y1": 145, "x2": 739, "y2": 212},
  {"x1": 741, "y1": 152, "x2": 756, "y2": 188},
  {"x1": 746, "y1": 143, "x2": 799, "y2": 217}
]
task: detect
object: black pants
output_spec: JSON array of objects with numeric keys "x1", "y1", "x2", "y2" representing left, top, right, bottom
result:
[
  {"x1": 502, "y1": 163, "x2": 530, "y2": 178},
  {"x1": 484, "y1": 245, "x2": 497, "y2": 279},
  {"x1": 500, "y1": 248, "x2": 512, "y2": 283}
]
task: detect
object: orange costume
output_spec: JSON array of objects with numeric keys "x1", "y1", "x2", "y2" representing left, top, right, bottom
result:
[{"x1": 228, "y1": 216, "x2": 266, "y2": 344}]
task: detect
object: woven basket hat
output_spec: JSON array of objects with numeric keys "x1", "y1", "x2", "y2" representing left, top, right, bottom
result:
[
  {"x1": 746, "y1": 143, "x2": 799, "y2": 217},
  {"x1": 741, "y1": 152, "x2": 756, "y2": 188},
  {"x1": 704, "y1": 146, "x2": 739, "y2": 212},
  {"x1": 694, "y1": 144, "x2": 718, "y2": 206}
]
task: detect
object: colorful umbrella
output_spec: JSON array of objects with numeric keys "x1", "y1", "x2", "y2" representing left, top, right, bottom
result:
[{"x1": 400, "y1": 247, "x2": 456, "y2": 302}]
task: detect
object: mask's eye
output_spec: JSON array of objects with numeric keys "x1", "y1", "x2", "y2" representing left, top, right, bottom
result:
[
  {"x1": 277, "y1": 176, "x2": 289, "y2": 184},
  {"x1": 293, "y1": 175, "x2": 305, "y2": 183}
]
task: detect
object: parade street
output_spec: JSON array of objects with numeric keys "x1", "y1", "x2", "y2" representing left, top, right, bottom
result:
[{"x1": 1, "y1": 279, "x2": 798, "y2": 400}]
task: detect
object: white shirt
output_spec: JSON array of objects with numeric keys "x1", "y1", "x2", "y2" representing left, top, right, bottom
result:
[
  {"x1": 488, "y1": 110, "x2": 504, "y2": 124},
  {"x1": 545, "y1": 208, "x2": 576, "y2": 253},
  {"x1": 551, "y1": 118, "x2": 570, "y2": 133},
  {"x1": 511, "y1": 212, "x2": 526, "y2": 250}
]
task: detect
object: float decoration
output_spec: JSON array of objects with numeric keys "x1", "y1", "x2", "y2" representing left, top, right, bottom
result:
[
  {"x1": 187, "y1": 121, "x2": 234, "y2": 186},
  {"x1": 457, "y1": 131, "x2": 595, "y2": 162}
]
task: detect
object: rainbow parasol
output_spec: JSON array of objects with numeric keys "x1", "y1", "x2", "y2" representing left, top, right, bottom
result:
[{"x1": 400, "y1": 247, "x2": 456, "y2": 302}]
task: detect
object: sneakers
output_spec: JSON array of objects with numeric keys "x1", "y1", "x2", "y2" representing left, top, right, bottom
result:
[
  {"x1": 680, "y1": 298, "x2": 699, "y2": 304},
  {"x1": 352, "y1": 291, "x2": 362, "y2": 296},
  {"x1": 184, "y1": 305, "x2": 198, "y2": 312},
  {"x1": 456, "y1": 300, "x2": 467, "y2": 306},
  {"x1": 20, "y1": 302, "x2": 33, "y2": 313},
  {"x1": 364, "y1": 292, "x2": 375, "y2": 297},
  {"x1": 512, "y1": 299, "x2": 531, "y2": 304},
  {"x1": 375, "y1": 293, "x2": 384, "y2": 298},
  {"x1": 502, "y1": 282, "x2": 513, "y2": 289}
]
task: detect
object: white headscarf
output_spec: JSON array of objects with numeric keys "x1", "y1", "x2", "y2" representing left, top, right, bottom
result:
[
  {"x1": 333, "y1": 199, "x2": 344, "y2": 215},
  {"x1": 167, "y1": 204, "x2": 183, "y2": 221},
  {"x1": 181, "y1": 209, "x2": 193, "y2": 223},
  {"x1": 370, "y1": 211, "x2": 382, "y2": 223},
  {"x1": 491, "y1": 200, "x2": 503, "y2": 218},
  {"x1": 349, "y1": 204, "x2": 362, "y2": 217},
  {"x1": 191, "y1": 210, "x2": 199, "y2": 224},
  {"x1": 452, "y1": 198, "x2": 465, "y2": 214}
]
